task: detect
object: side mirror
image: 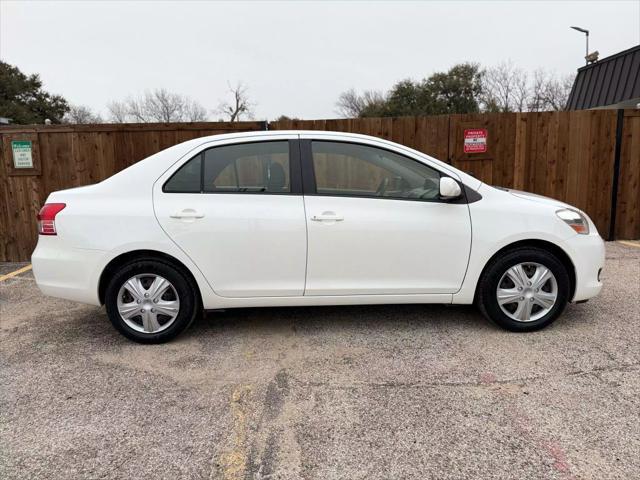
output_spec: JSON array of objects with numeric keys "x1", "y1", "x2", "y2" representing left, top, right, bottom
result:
[{"x1": 439, "y1": 177, "x2": 462, "y2": 200}]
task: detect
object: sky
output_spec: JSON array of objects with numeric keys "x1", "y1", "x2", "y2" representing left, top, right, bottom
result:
[{"x1": 1, "y1": 0, "x2": 639, "y2": 120}]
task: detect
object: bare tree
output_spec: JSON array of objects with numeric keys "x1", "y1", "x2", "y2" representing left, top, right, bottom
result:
[
  {"x1": 480, "y1": 62, "x2": 576, "y2": 113},
  {"x1": 107, "y1": 101, "x2": 129, "y2": 123},
  {"x1": 336, "y1": 89, "x2": 364, "y2": 117},
  {"x1": 184, "y1": 100, "x2": 208, "y2": 122},
  {"x1": 107, "y1": 89, "x2": 208, "y2": 123},
  {"x1": 481, "y1": 61, "x2": 529, "y2": 112},
  {"x1": 140, "y1": 89, "x2": 207, "y2": 122},
  {"x1": 62, "y1": 104, "x2": 103, "y2": 124},
  {"x1": 550, "y1": 74, "x2": 575, "y2": 110},
  {"x1": 216, "y1": 82, "x2": 253, "y2": 122},
  {"x1": 335, "y1": 88, "x2": 386, "y2": 117},
  {"x1": 529, "y1": 70, "x2": 574, "y2": 111}
]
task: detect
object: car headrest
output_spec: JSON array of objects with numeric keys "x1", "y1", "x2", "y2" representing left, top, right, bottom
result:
[{"x1": 267, "y1": 162, "x2": 286, "y2": 191}]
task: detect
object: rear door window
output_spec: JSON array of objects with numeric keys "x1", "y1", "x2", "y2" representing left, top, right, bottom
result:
[
  {"x1": 204, "y1": 141, "x2": 290, "y2": 193},
  {"x1": 164, "y1": 141, "x2": 291, "y2": 194}
]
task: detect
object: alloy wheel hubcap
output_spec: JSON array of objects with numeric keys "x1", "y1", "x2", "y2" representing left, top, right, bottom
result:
[
  {"x1": 117, "y1": 274, "x2": 180, "y2": 333},
  {"x1": 496, "y1": 262, "x2": 558, "y2": 322}
]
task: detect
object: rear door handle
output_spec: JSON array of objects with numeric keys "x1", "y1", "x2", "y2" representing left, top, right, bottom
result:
[
  {"x1": 170, "y1": 209, "x2": 205, "y2": 219},
  {"x1": 311, "y1": 212, "x2": 344, "y2": 222}
]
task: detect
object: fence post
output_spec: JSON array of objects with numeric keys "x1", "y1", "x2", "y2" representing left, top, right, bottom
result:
[{"x1": 608, "y1": 109, "x2": 625, "y2": 241}]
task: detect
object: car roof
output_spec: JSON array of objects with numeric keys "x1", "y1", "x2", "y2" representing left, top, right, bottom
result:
[{"x1": 181, "y1": 129, "x2": 395, "y2": 145}]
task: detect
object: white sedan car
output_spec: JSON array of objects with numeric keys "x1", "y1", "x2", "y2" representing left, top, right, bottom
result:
[{"x1": 32, "y1": 131, "x2": 604, "y2": 343}]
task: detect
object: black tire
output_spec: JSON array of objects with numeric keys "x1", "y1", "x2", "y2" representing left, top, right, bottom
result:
[
  {"x1": 105, "y1": 259, "x2": 199, "y2": 343},
  {"x1": 476, "y1": 247, "x2": 570, "y2": 332}
]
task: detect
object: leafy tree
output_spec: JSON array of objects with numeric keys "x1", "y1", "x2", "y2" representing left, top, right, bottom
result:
[
  {"x1": 337, "y1": 63, "x2": 484, "y2": 117},
  {"x1": 426, "y1": 63, "x2": 483, "y2": 114},
  {"x1": 0, "y1": 61, "x2": 69, "y2": 124},
  {"x1": 384, "y1": 79, "x2": 430, "y2": 116},
  {"x1": 274, "y1": 115, "x2": 301, "y2": 122}
]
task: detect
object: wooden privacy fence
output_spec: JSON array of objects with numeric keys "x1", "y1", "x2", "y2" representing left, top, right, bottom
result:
[{"x1": 0, "y1": 112, "x2": 639, "y2": 262}]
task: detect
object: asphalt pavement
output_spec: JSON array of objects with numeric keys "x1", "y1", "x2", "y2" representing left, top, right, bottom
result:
[{"x1": 1, "y1": 242, "x2": 639, "y2": 479}]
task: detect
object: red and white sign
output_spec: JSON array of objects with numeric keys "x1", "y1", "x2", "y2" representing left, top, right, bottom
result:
[{"x1": 463, "y1": 129, "x2": 488, "y2": 153}]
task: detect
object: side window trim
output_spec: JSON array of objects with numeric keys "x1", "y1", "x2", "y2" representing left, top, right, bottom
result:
[
  {"x1": 289, "y1": 138, "x2": 303, "y2": 195},
  {"x1": 199, "y1": 151, "x2": 205, "y2": 193},
  {"x1": 300, "y1": 139, "x2": 473, "y2": 204},
  {"x1": 300, "y1": 139, "x2": 316, "y2": 194},
  {"x1": 162, "y1": 139, "x2": 303, "y2": 195}
]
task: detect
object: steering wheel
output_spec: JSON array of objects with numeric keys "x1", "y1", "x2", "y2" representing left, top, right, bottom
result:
[
  {"x1": 424, "y1": 177, "x2": 439, "y2": 190},
  {"x1": 406, "y1": 177, "x2": 440, "y2": 199},
  {"x1": 375, "y1": 177, "x2": 390, "y2": 197}
]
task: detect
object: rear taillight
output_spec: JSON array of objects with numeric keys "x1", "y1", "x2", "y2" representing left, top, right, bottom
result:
[{"x1": 37, "y1": 203, "x2": 66, "y2": 235}]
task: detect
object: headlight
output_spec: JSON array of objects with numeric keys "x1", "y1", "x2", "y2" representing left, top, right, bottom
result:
[{"x1": 556, "y1": 209, "x2": 589, "y2": 235}]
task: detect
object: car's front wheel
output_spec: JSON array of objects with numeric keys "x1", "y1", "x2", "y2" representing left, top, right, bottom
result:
[
  {"x1": 105, "y1": 259, "x2": 199, "y2": 343},
  {"x1": 476, "y1": 247, "x2": 570, "y2": 331}
]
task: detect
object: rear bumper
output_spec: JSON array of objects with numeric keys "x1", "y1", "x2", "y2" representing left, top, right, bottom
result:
[
  {"x1": 31, "y1": 237, "x2": 103, "y2": 306},
  {"x1": 561, "y1": 233, "x2": 605, "y2": 302}
]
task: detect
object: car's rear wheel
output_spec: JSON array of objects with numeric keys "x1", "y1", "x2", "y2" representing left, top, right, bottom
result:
[
  {"x1": 476, "y1": 247, "x2": 570, "y2": 331},
  {"x1": 105, "y1": 259, "x2": 198, "y2": 343}
]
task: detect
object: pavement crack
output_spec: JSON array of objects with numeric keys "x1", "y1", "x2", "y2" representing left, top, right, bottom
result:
[
  {"x1": 288, "y1": 362, "x2": 640, "y2": 391},
  {"x1": 247, "y1": 368, "x2": 291, "y2": 480}
]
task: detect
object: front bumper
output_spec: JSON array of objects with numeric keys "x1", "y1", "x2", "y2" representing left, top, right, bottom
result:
[
  {"x1": 32, "y1": 236, "x2": 104, "y2": 306},
  {"x1": 561, "y1": 233, "x2": 605, "y2": 302}
]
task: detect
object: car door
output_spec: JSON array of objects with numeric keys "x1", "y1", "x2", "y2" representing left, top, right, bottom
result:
[
  {"x1": 153, "y1": 136, "x2": 307, "y2": 297},
  {"x1": 301, "y1": 137, "x2": 472, "y2": 296}
]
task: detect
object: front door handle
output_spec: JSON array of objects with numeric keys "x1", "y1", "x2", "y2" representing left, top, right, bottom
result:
[
  {"x1": 170, "y1": 209, "x2": 205, "y2": 219},
  {"x1": 311, "y1": 212, "x2": 344, "y2": 222}
]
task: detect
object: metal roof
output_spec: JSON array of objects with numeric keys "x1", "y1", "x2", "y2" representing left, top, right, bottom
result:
[{"x1": 566, "y1": 44, "x2": 640, "y2": 110}]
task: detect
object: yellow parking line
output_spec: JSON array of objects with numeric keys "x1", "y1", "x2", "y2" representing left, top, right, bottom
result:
[
  {"x1": 219, "y1": 385, "x2": 251, "y2": 480},
  {"x1": 0, "y1": 264, "x2": 32, "y2": 282},
  {"x1": 618, "y1": 240, "x2": 640, "y2": 249}
]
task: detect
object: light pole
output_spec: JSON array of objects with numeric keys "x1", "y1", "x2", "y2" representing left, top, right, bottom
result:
[{"x1": 570, "y1": 26, "x2": 589, "y2": 65}]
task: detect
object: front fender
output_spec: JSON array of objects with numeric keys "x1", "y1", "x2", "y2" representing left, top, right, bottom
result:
[{"x1": 453, "y1": 186, "x2": 577, "y2": 304}]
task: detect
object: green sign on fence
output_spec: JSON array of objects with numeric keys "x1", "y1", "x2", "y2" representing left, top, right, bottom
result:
[{"x1": 11, "y1": 140, "x2": 34, "y2": 168}]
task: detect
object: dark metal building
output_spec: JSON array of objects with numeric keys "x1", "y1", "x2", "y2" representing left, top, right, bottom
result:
[{"x1": 566, "y1": 44, "x2": 640, "y2": 110}]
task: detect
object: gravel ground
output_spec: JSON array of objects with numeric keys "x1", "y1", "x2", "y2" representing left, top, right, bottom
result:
[{"x1": 1, "y1": 242, "x2": 639, "y2": 480}]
